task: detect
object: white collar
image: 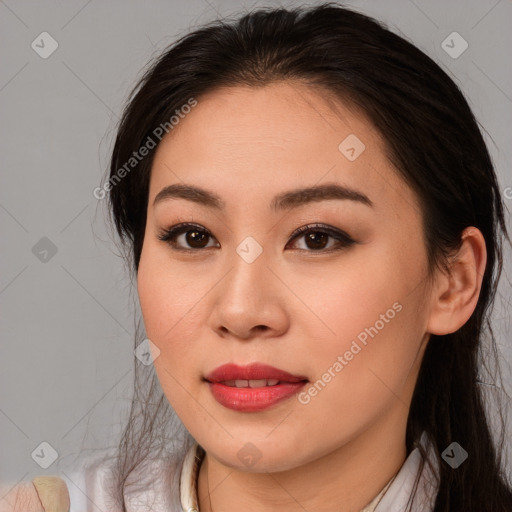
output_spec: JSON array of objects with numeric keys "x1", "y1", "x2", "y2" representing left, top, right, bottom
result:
[{"x1": 180, "y1": 441, "x2": 204, "y2": 512}]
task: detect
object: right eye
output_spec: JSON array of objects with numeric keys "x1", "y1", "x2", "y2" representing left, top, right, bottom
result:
[{"x1": 156, "y1": 223, "x2": 220, "y2": 251}]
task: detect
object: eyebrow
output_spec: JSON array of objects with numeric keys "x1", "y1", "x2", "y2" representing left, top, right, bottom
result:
[{"x1": 152, "y1": 182, "x2": 373, "y2": 211}]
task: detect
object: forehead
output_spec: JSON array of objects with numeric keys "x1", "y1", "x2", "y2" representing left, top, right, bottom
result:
[
  {"x1": 149, "y1": 82, "x2": 419, "y2": 218},
  {"x1": 155, "y1": 81, "x2": 378, "y2": 159}
]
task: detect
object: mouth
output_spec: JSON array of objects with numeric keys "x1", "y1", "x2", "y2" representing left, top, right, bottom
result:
[{"x1": 204, "y1": 363, "x2": 308, "y2": 412}]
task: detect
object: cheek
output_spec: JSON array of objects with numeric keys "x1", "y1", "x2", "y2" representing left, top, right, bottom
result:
[
  {"x1": 296, "y1": 299, "x2": 422, "y2": 443},
  {"x1": 298, "y1": 250, "x2": 427, "y2": 403},
  {"x1": 136, "y1": 245, "x2": 229, "y2": 419},
  {"x1": 137, "y1": 258, "x2": 204, "y2": 418},
  {"x1": 297, "y1": 260, "x2": 399, "y2": 354},
  {"x1": 137, "y1": 245, "x2": 200, "y2": 368},
  {"x1": 138, "y1": 239, "x2": 204, "y2": 333}
]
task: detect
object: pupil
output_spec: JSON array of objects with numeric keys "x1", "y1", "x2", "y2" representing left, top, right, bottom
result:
[
  {"x1": 306, "y1": 232, "x2": 328, "y2": 250},
  {"x1": 187, "y1": 230, "x2": 208, "y2": 248}
]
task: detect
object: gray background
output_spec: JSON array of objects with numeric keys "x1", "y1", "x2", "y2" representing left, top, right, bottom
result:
[{"x1": 1, "y1": 0, "x2": 511, "y2": 487}]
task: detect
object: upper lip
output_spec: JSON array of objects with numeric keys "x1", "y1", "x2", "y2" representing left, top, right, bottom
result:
[{"x1": 205, "y1": 363, "x2": 308, "y2": 383}]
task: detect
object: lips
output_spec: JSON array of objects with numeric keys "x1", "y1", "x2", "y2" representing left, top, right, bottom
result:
[
  {"x1": 205, "y1": 363, "x2": 308, "y2": 412},
  {"x1": 205, "y1": 363, "x2": 307, "y2": 383}
]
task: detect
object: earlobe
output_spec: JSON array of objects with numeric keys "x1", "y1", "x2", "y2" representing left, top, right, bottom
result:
[{"x1": 426, "y1": 227, "x2": 487, "y2": 336}]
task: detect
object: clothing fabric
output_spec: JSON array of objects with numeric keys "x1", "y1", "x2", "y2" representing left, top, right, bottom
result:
[{"x1": 60, "y1": 432, "x2": 439, "y2": 511}]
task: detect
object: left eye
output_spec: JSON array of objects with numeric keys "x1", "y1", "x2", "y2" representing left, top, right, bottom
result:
[
  {"x1": 157, "y1": 223, "x2": 355, "y2": 252},
  {"x1": 287, "y1": 224, "x2": 355, "y2": 251}
]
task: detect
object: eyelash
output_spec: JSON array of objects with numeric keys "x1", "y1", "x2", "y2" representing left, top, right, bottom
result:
[{"x1": 156, "y1": 222, "x2": 356, "y2": 253}]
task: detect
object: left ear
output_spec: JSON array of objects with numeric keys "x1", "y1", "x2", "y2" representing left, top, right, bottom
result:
[{"x1": 426, "y1": 226, "x2": 487, "y2": 336}]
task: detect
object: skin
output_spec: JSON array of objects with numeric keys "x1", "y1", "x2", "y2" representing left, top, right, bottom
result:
[{"x1": 137, "y1": 81, "x2": 486, "y2": 512}]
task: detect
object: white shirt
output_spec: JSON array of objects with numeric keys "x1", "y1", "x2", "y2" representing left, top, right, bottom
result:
[{"x1": 60, "y1": 432, "x2": 438, "y2": 511}]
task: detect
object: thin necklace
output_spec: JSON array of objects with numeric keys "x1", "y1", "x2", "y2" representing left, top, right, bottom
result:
[{"x1": 206, "y1": 454, "x2": 213, "y2": 512}]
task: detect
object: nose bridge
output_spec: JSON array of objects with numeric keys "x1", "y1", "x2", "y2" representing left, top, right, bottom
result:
[
  {"x1": 210, "y1": 233, "x2": 287, "y2": 338},
  {"x1": 224, "y1": 234, "x2": 269, "y2": 304}
]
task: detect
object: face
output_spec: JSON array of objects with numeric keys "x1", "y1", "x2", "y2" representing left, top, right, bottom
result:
[{"x1": 137, "y1": 81, "x2": 433, "y2": 472}]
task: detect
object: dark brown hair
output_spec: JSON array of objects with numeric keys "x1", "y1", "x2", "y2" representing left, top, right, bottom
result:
[{"x1": 103, "y1": 3, "x2": 512, "y2": 510}]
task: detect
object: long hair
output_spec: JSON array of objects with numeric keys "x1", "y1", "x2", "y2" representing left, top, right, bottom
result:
[{"x1": 103, "y1": 3, "x2": 512, "y2": 510}]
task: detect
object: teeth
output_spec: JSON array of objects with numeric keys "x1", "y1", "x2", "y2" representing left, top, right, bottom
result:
[
  {"x1": 223, "y1": 379, "x2": 281, "y2": 388},
  {"x1": 248, "y1": 379, "x2": 266, "y2": 388}
]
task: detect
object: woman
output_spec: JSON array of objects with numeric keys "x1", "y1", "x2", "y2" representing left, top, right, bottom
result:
[{"x1": 8, "y1": 2, "x2": 512, "y2": 511}]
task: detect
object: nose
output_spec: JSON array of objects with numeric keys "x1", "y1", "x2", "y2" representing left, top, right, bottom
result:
[{"x1": 208, "y1": 247, "x2": 289, "y2": 341}]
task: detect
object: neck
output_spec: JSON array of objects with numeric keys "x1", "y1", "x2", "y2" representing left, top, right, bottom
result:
[{"x1": 196, "y1": 410, "x2": 408, "y2": 512}]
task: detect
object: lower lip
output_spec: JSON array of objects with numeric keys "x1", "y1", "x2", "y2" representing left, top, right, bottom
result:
[{"x1": 207, "y1": 381, "x2": 307, "y2": 412}]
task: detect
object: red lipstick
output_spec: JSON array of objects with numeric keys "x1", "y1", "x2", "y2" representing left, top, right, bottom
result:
[{"x1": 205, "y1": 363, "x2": 308, "y2": 412}]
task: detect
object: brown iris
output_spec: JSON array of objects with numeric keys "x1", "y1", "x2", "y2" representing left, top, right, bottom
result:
[{"x1": 304, "y1": 231, "x2": 329, "y2": 250}]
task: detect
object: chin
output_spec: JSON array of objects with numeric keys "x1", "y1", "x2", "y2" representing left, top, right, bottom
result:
[{"x1": 204, "y1": 436, "x2": 315, "y2": 474}]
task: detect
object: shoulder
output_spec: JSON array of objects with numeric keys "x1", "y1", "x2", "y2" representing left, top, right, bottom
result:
[
  {"x1": 0, "y1": 447, "x2": 125, "y2": 512},
  {"x1": 58, "y1": 447, "x2": 185, "y2": 512},
  {"x1": 59, "y1": 447, "x2": 121, "y2": 512},
  {"x1": 0, "y1": 476, "x2": 71, "y2": 512}
]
